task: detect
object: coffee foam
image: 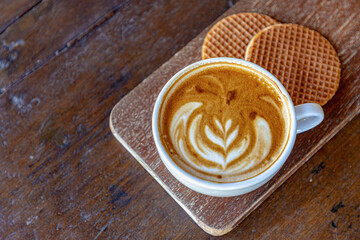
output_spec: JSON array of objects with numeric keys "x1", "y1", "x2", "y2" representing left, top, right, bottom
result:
[{"x1": 159, "y1": 62, "x2": 290, "y2": 183}]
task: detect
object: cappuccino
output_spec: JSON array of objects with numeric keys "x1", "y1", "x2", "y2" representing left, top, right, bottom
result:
[{"x1": 158, "y1": 62, "x2": 290, "y2": 183}]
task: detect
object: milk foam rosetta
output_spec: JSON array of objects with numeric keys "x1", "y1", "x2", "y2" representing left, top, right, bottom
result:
[{"x1": 159, "y1": 63, "x2": 290, "y2": 183}]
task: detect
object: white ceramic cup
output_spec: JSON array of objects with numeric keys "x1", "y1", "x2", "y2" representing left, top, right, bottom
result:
[{"x1": 152, "y1": 58, "x2": 324, "y2": 197}]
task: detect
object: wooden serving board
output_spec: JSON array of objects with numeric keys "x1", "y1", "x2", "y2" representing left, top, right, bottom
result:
[{"x1": 110, "y1": 0, "x2": 359, "y2": 236}]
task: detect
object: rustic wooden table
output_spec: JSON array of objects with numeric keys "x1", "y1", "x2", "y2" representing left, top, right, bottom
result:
[{"x1": 0, "y1": 0, "x2": 359, "y2": 239}]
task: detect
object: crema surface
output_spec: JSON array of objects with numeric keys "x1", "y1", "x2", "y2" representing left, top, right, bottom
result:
[{"x1": 159, "y1": 63, "x2": 290, "y2": 183}]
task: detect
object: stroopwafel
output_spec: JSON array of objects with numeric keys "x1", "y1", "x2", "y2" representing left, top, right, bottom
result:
[
  {"x1": 202, "y1": 13, "x2": 278, "y2": 60},
  {"x1": 245, "y1": 24, "x2": 341, "y2": 105}
]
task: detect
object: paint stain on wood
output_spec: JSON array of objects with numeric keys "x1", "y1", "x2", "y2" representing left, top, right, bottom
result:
[
  {"x1": 38, "y1": 113, "x2": 71, "y2": 148},
  {"x1": 331, "y1": 201, "x2": 345, "y2": 213},
  {"x1": 331, "y1": 220, "x2": 337, "y2": 228},
  {"x1": 312, "y1": 161, "x2": 325, "y2": 174},
  {"x1": 108, "y1": 185, "x2": 131, "y2": 208}
]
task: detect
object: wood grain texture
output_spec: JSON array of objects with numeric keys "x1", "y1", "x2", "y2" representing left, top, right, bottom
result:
[
  {"x1": 1, "y1": 0, "x2": 359, "y2": 239},
  {"x1": 0, "y1": 0, "x2": 235, "y2": 239},
  {"x1": 0, "y1": 0, "x2": 40, "y2": 33},
  {"x1": 110, "y1": 0, "x2": 360, "y2": 236},
  {"x1": 0, "y1": 0, "x2": 129, "y2": 91}
]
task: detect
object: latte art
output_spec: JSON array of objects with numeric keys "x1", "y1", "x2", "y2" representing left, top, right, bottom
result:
[
  {"x1": 170, "y1": 102, "x2": 272, "y2": 170},
  {"x1": 159, "y1": 63, "x2": 290, "y2": 182}
]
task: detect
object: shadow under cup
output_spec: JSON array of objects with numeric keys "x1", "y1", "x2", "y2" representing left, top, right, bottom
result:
[{"x1": 152, "y1": 58, "x2": 298, "y2": 197}]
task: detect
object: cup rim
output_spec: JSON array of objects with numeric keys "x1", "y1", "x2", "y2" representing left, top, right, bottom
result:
[{"x1": 152, "y1": 57, "x2": 297, "y2": 191}]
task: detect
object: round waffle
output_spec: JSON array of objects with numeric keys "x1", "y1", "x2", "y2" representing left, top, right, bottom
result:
[
  {"x1": 202, "y1": 13, "x2": 278, "y2": 60},
  {"x1": 245, "y1": 24, "x2": 341, "y2": 106}
]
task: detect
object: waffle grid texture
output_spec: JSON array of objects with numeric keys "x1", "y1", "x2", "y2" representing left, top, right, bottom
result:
[
  {"x1": 202, "y1": 13, "x2": 278, "y2": 60},
  {"x1": 245, "y1": 24, "x2": 340, "y2": 105}
]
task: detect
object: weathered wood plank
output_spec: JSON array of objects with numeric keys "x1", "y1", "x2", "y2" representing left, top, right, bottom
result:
[
  {"x1": 110, "y1": 0, "x2": 360, "y2": 236},
  {"x1": 0, "y1": 0, "x2": 130, "y2": 91},
  {"x1": 0, "y1": 0, "x2": 40, "y2": 33},
  {"x1": 0, "y1": 1, "x2": 234, "y2": 238},
  {"x1": 1, "y1": 0, "x2": 359, "y2": 238}
]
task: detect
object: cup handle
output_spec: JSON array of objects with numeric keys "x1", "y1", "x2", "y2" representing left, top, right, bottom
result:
[{"x1": 294, "y1": 103, "x2": 324, "y2": 134}]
